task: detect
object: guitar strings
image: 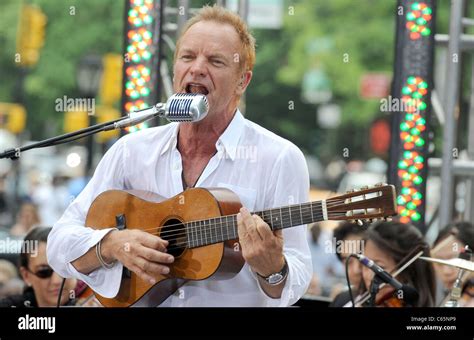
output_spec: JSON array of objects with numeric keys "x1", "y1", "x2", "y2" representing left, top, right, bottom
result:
[
  {"x1": 117, "y1": 194, "x2": 386, "y2": 248},
  {"x1": 163, "y1": 212, "x2": 351, "y2": 250},
  {"x1": 164, "y1": 214, "x2": 350, "y2": 250},
  {"x1": 143, "y1": 201, "x2": 341, "y2": 237},
  {"x1": 144, "y1": 195, "x2": 381, "y2": 237},
  {"x1": 100, "y1": 194, "x2": 387, "y2": 250},
  {"x1": 137, "y1": 197, "x2": 349, "y2": 234},
  {"x1": 155, "y1": 208, "x2": 329, "y2": 238},
  {"x1": 151, "y1": 210, "x2": 350, "y2": 249},
  {"x1": 161, "y1": 201, "x2": 387, "y2": 250}
]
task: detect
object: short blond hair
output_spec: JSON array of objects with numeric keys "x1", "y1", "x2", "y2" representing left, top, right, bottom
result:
[{"x1": 174, "y1": 5, "x2": 256, "y2": 72}]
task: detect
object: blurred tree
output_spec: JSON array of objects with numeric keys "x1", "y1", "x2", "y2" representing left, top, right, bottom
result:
[
  {"x1": 274, "y1": 0, "x2": 397, "y2": 161},
  {"x1": 246, "y1": 0, "x2": 453, "y2": 162},
  {"x1": 0, "y1": 0, "x2": 123, "y2": 140}
]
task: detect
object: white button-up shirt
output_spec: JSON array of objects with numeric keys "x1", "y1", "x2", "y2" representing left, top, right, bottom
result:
[{"x1": 47, "y1": 110, "x2": 312, "y2": 307}]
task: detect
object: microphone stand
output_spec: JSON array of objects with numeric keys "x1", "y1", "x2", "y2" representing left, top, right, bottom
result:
[
  {"x1": 369, "y1": 277, "x2": 383, "y2": 307},
  {"x1": 444, "y1": 246, "x2": 472, "y2": 307},
  {"x1": 0, "y1": 116, "x2": 127, "y2": 160}
]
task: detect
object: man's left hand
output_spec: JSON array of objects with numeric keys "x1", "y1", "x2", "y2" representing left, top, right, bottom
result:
[{"x1": 236, "y1": 207, "x2": 285, "y2": 277}]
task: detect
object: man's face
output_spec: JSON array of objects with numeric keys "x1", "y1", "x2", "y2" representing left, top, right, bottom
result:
[{"x1": 173, "y1": 20, "x2": 250, "y2": 119}]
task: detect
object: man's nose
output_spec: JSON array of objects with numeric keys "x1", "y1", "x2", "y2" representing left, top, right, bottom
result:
[{"x1": 189, "y1": 57, "x2": 207, "y2": 78}]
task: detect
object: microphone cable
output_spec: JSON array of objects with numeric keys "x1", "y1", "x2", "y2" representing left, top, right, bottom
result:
[
  {"x1": 346, "y1": 253, "x2": 360, "y2": 308},
  {"x1": 56, "y1": 278, "x2": 66, "y2": 308}
]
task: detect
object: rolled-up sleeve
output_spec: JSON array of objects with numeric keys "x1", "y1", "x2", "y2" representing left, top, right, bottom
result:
[
  {"x1": 254, "y1": 143, "x2": 313, "y2": 307},
  {"x1": 47, "y1": 137, "x2": 127, "y2": 298}
]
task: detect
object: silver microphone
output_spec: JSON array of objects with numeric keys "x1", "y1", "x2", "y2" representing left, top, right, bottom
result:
[{"x1": 112, "y1": 93, "x2": 209, "y2": 129}]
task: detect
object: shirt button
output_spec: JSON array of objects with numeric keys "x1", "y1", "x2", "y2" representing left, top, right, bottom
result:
[{"x1": 173, "y1": 163, "x2": 180, "y2": 170}]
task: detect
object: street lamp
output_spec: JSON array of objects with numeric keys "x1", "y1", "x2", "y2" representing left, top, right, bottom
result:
[{"x1": 76, "y1": 54, "x2": 103, "y2": 177}]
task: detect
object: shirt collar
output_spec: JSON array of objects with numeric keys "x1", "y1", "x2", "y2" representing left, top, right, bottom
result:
[
  {"x1": 160, "y1": 110, "x2": 245, "y2": 161},
  {"x1": 160, "y1": 123, "x2": 180, "y2": 156},
  {"x1": 216, "y1": 109, "x2": 245, "y2": 161}
]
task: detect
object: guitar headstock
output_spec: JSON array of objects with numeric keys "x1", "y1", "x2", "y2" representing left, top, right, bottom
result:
[{"x1": 326, "y1": 183, "x2": 397, "y2": 224}]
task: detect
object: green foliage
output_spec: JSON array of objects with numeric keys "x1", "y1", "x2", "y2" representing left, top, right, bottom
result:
[{"x1": 0, "y1": 0, "x2": 124, "y2": 139}]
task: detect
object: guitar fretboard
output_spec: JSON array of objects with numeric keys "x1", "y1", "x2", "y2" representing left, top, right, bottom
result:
[{"x1": 185, "y1": 202, "x2": 324, "y2": 248}]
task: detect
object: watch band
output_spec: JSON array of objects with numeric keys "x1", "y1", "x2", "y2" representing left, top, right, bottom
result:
[{"x1": 257, "y1": 258, "x2": 288, "y2": 286}]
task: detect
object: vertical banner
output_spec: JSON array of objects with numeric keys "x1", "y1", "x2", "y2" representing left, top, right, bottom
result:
[
  {"x1": 121, "y1": 0, "x2": 163, "y2": 133},
  {"x1": 388, "y1": 0, "x2": 436, "y2": 233}
]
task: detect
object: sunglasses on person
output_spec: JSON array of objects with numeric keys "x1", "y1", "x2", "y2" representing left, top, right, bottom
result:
[{"x1": 27, "y1": 266, "x2": 54, "y2": 279}]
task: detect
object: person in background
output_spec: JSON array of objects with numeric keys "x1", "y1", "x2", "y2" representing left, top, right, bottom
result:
[
  {"x1": 306, "y1": 223, "x2": 344, "y2": 296},
  {"x1": 432, "y1": 221, "x2": 474, "y2": 307},
  {"x1": 0, "y1": 227, "x2": 77, "y2": 307},
  {"x1": 0, "y1": 259, "x2": 24, "y2": 298},
  {"x1": 9, "y1": 202, "x2": 41, "y2": 237},
  {"x1": 330, "y1": 221, "x2": 366, "y2": 307},
  {"x1": 360, "y1": 221, "x2": 435, "y2": 307}
]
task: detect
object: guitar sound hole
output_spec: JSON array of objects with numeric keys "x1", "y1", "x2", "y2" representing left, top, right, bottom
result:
[{"x1": 160, "y1": 218, "x2": 187, "y2": 258}]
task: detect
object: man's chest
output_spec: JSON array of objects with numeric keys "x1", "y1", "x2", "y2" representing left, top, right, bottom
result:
[{"x1": 181, "y1": 154, "x2": 214, "y2": 189}]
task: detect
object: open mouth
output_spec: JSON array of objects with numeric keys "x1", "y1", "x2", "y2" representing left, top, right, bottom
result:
[{"x1": 185, "y1": 83, "x2": 209, "y2": 95}]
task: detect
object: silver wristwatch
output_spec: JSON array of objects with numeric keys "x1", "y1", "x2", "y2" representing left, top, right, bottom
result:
[{"x1": 257, "y1": 258, "x2": 288, "y2": 286}]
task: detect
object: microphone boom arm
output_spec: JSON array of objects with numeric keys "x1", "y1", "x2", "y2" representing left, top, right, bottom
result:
[{"x1": 0, "y1": 115, "x2": 127, "y2": 160}]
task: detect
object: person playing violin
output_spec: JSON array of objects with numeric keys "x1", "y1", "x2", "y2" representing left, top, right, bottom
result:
[{"x1": 361, "y1": 221, "x2": 436, "y2": 307}]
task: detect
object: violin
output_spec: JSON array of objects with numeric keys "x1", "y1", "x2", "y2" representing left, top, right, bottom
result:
[
  {"x1": 372, "y1": 285, "x2": 406, "y2": 307},
  {"x1": 74, "y1": 281, "x2": 101, "y2": 306}
]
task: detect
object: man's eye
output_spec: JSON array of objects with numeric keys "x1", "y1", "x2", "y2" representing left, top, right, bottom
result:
[
  {"x1": 212, "y1": 60, "x2": 224, "y2": 66},
  {"x1": 181, "y1": 55, "x2": 193, "y2": 60}
]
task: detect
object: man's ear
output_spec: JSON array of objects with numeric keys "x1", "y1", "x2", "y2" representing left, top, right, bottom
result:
[{"x1": 236, "y1": 70, "x2": 253, "y2": 96}]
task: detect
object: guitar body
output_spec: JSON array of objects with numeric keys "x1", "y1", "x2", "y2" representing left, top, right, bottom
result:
[
  {"x1": 85, "y1": 187, "x2": 244, "y2": 307},
  {"x1": 83, "y1": 183, "x2": 397, "y2": 307}
]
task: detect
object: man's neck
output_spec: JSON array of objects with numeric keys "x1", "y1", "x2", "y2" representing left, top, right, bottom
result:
[{"x1": 178, "y1": 108, "x2": 237, "y2": 158}]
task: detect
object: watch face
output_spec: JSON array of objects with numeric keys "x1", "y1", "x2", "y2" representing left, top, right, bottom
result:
[{"x1": 267, "y1": 273, "x2": 283, "y2": 285}]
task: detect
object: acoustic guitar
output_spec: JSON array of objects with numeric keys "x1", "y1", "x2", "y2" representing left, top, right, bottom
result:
[{"x1": 86, "y1": 184, "x2": 397, "y2": 307}]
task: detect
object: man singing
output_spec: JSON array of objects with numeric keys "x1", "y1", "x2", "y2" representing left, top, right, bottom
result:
[{"x1": 47, "y1": 5, "x2": 312, "y2": 307}]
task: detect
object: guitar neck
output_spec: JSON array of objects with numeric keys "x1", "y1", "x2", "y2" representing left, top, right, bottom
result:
[{"x1": 185, "y1": 201, "x2": 325, "y2": 248}]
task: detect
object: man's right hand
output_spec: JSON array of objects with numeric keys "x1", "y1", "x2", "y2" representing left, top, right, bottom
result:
[
  {"x1": 101, "y1": 229, "x2": 174, "y2": 285},
  {"x1": 72, "y1": 229, "x2": 174, "y2": 285}
]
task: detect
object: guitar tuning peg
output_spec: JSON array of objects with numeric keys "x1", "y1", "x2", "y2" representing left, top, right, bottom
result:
[
  {"x1": 356, "y1": 219, "x2": 364, "y2": 226},
  {"x1": 360, "y1": 185, "x2": 369, "y2": 190},
  {"x1": 384, "y1": 217, "x2": 393, "y2": 222},
  {"x1": 374, "y1": 183, "x2": 383, "y2": 187}
]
